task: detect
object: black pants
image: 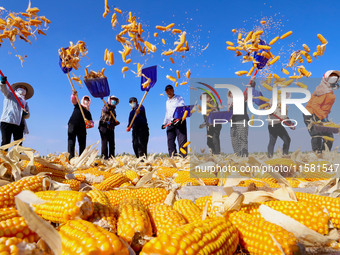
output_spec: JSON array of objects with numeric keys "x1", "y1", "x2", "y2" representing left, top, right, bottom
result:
[
  {"x1": 1, "y1": 122, "x2": 24, "y2": 148},
  {"x1": 207, "y1": 124, "x2": 222, "y2": 154},
  {"x1": 132, "y1": 127, "x2": 149, "y2": 158},
  {"x1": 267, "y1": 123, "x2": 291, "y2": 158},
  {"x1": 99, "y1": 126, "x2": 115, "y2": 159},
  {"x1": 303, "y1": 114, "x2": 333, "y2": 153},
  {"x1": 167, "y1": 120, "x2": 187, "y2": 157},
  {"x1": 68, "y1": 124, "x2": 86, "y2": 159}
]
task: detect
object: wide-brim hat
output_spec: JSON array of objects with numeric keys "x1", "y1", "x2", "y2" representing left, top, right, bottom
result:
[{"x1": 11, "y1": 82, "x2": 34, "y2": 100}]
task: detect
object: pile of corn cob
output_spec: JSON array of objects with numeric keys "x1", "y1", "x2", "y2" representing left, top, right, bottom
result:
[{"x1": 1, "y1": 143, "x2": 340, "y2": 254}]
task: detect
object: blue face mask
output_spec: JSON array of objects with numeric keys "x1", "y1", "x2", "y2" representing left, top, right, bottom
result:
[
  {"x1": 130, "y1": 102, "x2": 136, "y2": 108},
  {"x1": 111, "y1": 100, "x2": 117, "y2": 105}
]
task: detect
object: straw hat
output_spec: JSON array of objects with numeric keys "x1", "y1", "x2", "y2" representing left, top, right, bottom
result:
[{"x1": 11, "y1": 82, "x2": 34, "y2": 100}]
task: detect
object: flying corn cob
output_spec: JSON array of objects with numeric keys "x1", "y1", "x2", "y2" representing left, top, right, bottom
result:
[
  {"x1": 257, "y1": 96, "x2": 270, "y2": 102},
  {"x1": 183, "y1": 141, "x2": 190, "y2": 148},
  {"x1": 115, "y1": 198, "x2": 152, "y2": 247},
  {"x1": 317, "y1": 34, "x2": 328, "y2": 44},
  {"x1": 182, "y1": 110, "x2": 188, "y2": 121},
  {"x1": 235, "y1": 71, "x2": 248, "y2": 76},
  {"x1": 303, "y1": 44, "x2": 310, "y2": 52},
  {"x1": 280, "y1": 31, "x2": 293, "y2": 39},
  {"x1": 226, "y1": 41, "x2": 234, "y2": 46},
  {"x1": 247, "y1": 65, "x2": 256, "y2": 76},
  {"x1": 323, "y1": 136, "x2": 334, "y2": 142},
  {"x1": 249, "y1": 114, "x2": 255, "y2": 126},
  {"x1": 148, "y1": 203, "x2": 187, "y2": 236},
  {"x1": 0, "y1": 176, "x2": 48, "y2": 208},
  {"x1": 93, "y1": 173, "x2": 130, "y2": 191},
  {"x1": 180, "y1": 148, "x2": 187, "y2": 155},
  {"x1": 106, "y1": 188, "x2": 168, "y2": 208},
  {"x1": 259, "y1": 103, "x2": 269, "y2": 109},
  {"x1": 186, "y1": 69, "x2": 191, "y2": 79},
  {"x1": 172, "y1": 29, "x2": 182, "y2": 34},
  {"x1": 166, "y1": 75, "x2": 177, "y2": 83},
  {"x1": 59, "y1": 219, "x2": 128, "y2": 255},
  {"x1": 227, "y1": 46, "x2": 236, "y2": 51},
  {"x1": 176, "y1": 70, "x2": 181, "y2": 79},
  {"x1": 33, "y1": 190, "x2": 94, "y2": 223},
  {"x1": 269, "y1": 36, "x2": 279, "y2": 45},
  {"x1": 268, "y1": 55, "x2": 280, "y2": 65},
  {"x1": 140, "y1": 217, "x2": 239, "y2": 255},
  {"x1": 229, "y1": 211, "x2": 299, "y2": 255},
  {"x1": 173, "y1": 199, "x2": 202, "y2": 223},
  {"x1": 282, "y1": 68, "x2": 289, "y2": 75},
  {"x1": 262, "y1": 83, "x2": 273, "y2": 91},
  {"x1": 296, "y1": 82, "x2": 308, "y2": 89},
  {"x1": 154, "y1": 32, "x2": 158, "y2": 37},
  {"x1": 170, "y1": 57, "x2": 175, "y2": 64}
]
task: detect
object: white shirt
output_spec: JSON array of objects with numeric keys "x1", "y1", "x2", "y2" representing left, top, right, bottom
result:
[{"x1": 163, "y1": 94, "x2": 185, "y2": 125}]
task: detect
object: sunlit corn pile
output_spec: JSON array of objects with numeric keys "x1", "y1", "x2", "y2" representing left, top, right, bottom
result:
[{"x1": 0, "y1": 142, "x2": 340, "y2": 255}]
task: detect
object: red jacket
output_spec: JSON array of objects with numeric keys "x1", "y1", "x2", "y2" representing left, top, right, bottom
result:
[{"x1": 306, "y1": 91, "x2": 335, "y2": 120}]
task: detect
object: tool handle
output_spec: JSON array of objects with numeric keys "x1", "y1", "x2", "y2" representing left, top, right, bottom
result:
[
  {"x1": 67, "y1": 72, "x2": 87, "y2": 123},
  {"x1": 0, "y1": 70, "x2": 27, "y2": 111},
  {"x1": 127, "y1": 91, "x2": 148, "y2": 132},
  {"x1": 102, "y1": 98, "x2": 118, "y2": 122}
]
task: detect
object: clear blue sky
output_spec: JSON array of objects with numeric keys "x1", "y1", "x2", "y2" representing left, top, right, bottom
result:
[{"x1": 1, "y1": 0, "x2": 339, "y2": 155}]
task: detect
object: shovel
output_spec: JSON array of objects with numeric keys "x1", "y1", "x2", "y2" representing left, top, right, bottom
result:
[
  {"x1": 164, "y1": 105, "x2": 194, "y2": 128},
  {"x1": 83, "y1": 76, "x2": 119, "y2": 124},
  {"x1": 59, "y1": 52, "x2": 88, "y2": 126},
  {"x1": 127, "y1": 65, "x2": 157, "y2": 132},
  {"x1": 0, "y1": 70, "x2": 27, "y2": 112}
]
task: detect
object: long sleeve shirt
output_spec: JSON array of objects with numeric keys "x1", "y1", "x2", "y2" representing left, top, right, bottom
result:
[
  {"x1": 128, "y1": 105, "x2": 148, "y2": 130},
  {"x1": 0, "y1": 83, "x2": 30, "y2": 133},
  {"x1": 306, "y1": 91, "x2": 335, "y2": 120},
  {"x1": 163, "y1": 95, "x2": 185, "y2": 125}
]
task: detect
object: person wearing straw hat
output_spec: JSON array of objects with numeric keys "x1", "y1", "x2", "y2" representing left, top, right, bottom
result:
[
  {"x1": 304, "y1": 70, "x2": 340, "y2": 153},
  {"x1": 0, "y1": 77, "x2": 34, "y2": 147},
  {"x1": 128, "y1": 97, "x2": 149, "y2": 158},
  {"x1": 99, "y1": 95, "x2": 120, "y2": 159},
  {"x1": 162, "y1": 85, "x2": 187, "y2": 157},
  {"x1": 68, "y1": 91, "x2": 94, "y2": 159}
]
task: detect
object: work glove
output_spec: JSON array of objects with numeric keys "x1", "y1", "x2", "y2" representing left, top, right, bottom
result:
[
  {"x1": 161, "y1": 124, "x2": 166, "y2": 129},
  {"x1": 0, "y1": 76, "x2": 7, "y2": 84}
]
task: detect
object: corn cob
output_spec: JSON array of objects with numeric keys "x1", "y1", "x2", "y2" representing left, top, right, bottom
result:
[
  {"x1": 268, "y1": 56, "x2": 280, "y2": 65},
  {"x1": 235, "y1": 71, "x2": 248, "y2": 76},
  {"x1": 124, "y1": 170, "x2": 140, "y2": 185},
  {"x1": 33, "y1": 191, "x2": 94, "y2": 223},
  {"x1": 106, "y1": 188, "x2": 168, "y2": 208},
  {"x1": 296, "y1": 192, "x2": 340, "y2": 228},
  {"x1": 195, "y1": 195, "x2": 228, "y2": 213},
  {"x1": 93, "y1": 173, "x2": 130, "y2": 191},
  {"x1": 87, "y1": 190, "x2": 116, "y2": 233},
  {"x1": 226, "y1": 41, "x2": 234, "y2": 46},
  {"x1": 155, "y1": 167, "x2": 178, "y2": 180},
  {"x1": 140, "y1": 217, "x2": 239, "y2": 255},
  {"x1": 240, "y1": 200, "x2": 329, "y2": 235},
  {"x1": 0, "y1": 237, "x2": 24, "y2": 255},
  {"x1": 282, "y1": 68, "x2": 290, "y2": 75},
  {"x1": 264, "y1": 158, "x2": 296, "y2": 166},
  {"x1": 21, "y1": 161, "x2": 66, "y2": 179},
  {"x1": 62, "y1": 179, "x2": 81, "y2": 191},
  {"x1": 173, "y1": 199, "x2": 202, "y2": 223},
  {"x1": 317, "y1": 34, "x2": 328, "y2": 44},
  {"x1": 280, "y1": 31, "x2": 293, "y2": 39},
  {"x1": 59, "y1": 219, "x2": 129, "y2": 255},
  {"x1": 0, "y1": 217, "x2": 38, "y2": 241},
  {"x1": 119, "y1": 182, "x2": 134, "y2": 187},
  {"x1": 262, "y1": 83, "x2": 273, "y2": 91},
  {"x1": 0, "y1": 208, "x2": 20, "y2": 221},
  {"x1": 303, "y1": 44, "x2": 310, "y2": 52},
  {"x1": 0, "y1": 176, "x2": 47, "y2": 208},
  {"x1": 148, "y1": 203, "x2": 186, "y2": 236},
  {"x1": 269, "y1": 36, "x2": 279, "y2": 45},
  {"x1": 72, "y1": 168, "x2": 113, "y2": 184},
  {"x1": 229, "y1": 211, "x2": 299, "y2": 255},
  {"x1": 115, "y1": 198, "x2": 152, "y2": 244}
]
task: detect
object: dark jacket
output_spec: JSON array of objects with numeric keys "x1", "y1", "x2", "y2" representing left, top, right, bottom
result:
[
  {"x1": 99, "y1": 105, "x2": 117, "y2": 131},
  {"x1": 128, "y1": 105, "x2": 148, "y2": 130},
  {"x1": 68, "y1": 104, "x2": 92, "y2": 129}
]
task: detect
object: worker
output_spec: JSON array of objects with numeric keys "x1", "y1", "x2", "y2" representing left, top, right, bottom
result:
[
  {"x1": 304, "y1": 70, "x2": 340, "y2": 153},
  {"x1": 128, "y1": 97, "x2": 149, "y2": 158},
  {"x1": 68, "y1": 91, "x2": 94, "y2": 159},
  {"x1": 0, "y1": 76, "x2": 34, "y2": 147},
  {"x1": 162, "y1": 85, "x2": 187, "y2": 157},
  {"x1": 99, "y1": 95, "x2": 120, "y2": 159}
]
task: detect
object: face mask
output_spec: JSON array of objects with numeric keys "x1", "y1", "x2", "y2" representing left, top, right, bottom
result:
[
  {"x1": 130, "y1": 102, "x2": 136, "y2": 108},
  {"x1": 84, "y1": 100, "x2": 89, "y2": 106},
  {"x1": 328, "y1": 76, "x2": 339, "y2": 90},
  {"x1": 16, "y1": 88, "x2": 26, "y2": 96},
  {"x1": 111, "y1": 100, "x2": 117, "y2": 105}
]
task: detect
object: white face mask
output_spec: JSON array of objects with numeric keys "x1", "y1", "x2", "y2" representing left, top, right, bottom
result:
[
  {"x1": 328, "y1": 76, "x2": 339, "y2": 85},
  {"x1": 84, "y1": 100, "x2": 89, "y2": 106},
  {"x1": 130, "y1": 102, "x2": 136, "y2": 108},
  {"x1": 16, "y1": 88, "x2": 27, "y2": 96}
]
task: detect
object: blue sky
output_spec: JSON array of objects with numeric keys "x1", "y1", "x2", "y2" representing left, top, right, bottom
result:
[{"x1": 0, "y1": 0, "x2": 339, "y2": 155}]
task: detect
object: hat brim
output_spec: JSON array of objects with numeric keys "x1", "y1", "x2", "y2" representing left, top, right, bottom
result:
[
  {"x1": 11, "y1": 82, "x2": 34, "y2": 100},
  {"x1": 110, "y1": 96, "x2": 119, "y2": 105}
]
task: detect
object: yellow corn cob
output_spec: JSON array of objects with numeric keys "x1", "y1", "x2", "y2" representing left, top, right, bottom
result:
[
  {"x1": 247, "y1": 65, "x2": 256, "y2": 76},
  {"x1": 296, "y1": 82, "x2": 308, "y2": 89},
  {"x1": 27, "y1": 162, "x2": 66, "y2": 179},
  {"x1": 227, "y1": 46, "x2": 236, "y2": 51},
  {"x1": 229, "y1": 211, "x2": 299, "y2": 255},
  {"x1": 0, "y1": 217, "x2": 38, "y2": 241},
  {"x1": 33, "y1": 191, "x2": 94, "y2": 223},
  {"x1": 323, "y1": 136, "x2": 334, "y2": 142},
  {"x1": 115, "y1": 198, "x2": 152, "y2": 245},
  {"x1": 59, "y1": 219, "x2": 128, "y2": 255},
  {"x1": 259, "y1": 103, "x2": 269, "y2": 109},
  {"x1": 317, "y1": 45, "x2": 322, "y2": 56},
  {"x1": 249, "y1": 114, "x2": 255, "y2": 126},
  {"x1": 302, "y1": 44, "x2": 310, "y2": 52},
  {"x1": 106, "y1": 188, "x2": 168, "y2": 208},
  {"x1": 183, "y1": 141, "x2": 190, "y2": 148},
  {"x1": 289, "y1": 75, "x2": 301, "y2": 79},
  {"x1": 257, "y1": 96, "x2": 270, "y2": 102},
  {"x1": 226, "y1": 41, "x2": 234, "y2": 46},
  {"x1": 93, "y1": 173, "x2": 130, "y2": 191},
  {"x1": 186, "y1": 69, "x2": 191, "y2": 79},
  {"x1": 166, "y1": 75, "x2": 177, "y2": 83},
  {"x1": 194, "y1": 195, "x2": 228, "y2": 213},
  {"x1": 240, "y1": 200, "x2": 329, "y2": 235},
  {"x1": 245, "y1": 31, "x2": 253, "y2": 42},
  {"x1": 317, "y1": 34, "x2": 328, "y2": 44},
  {"x1": 144, "y1": 41, "x2": 157, "y2": 52},
  {"x1": 258, "y1": 45, "x2": 271, "y2": 50},
  {"x1": 162, "y1": 38, "x2": 166, "y2": 44},
  {"x1": 268, "y1": 55, "x2": 280, "y2": 65},
  {"x1": 140, "y1": 217, "x2": 239, "y2": 255},
  {"x1": 281, "y1": 68, "x2": 289, "y2": 75},
  {"x1": 235, "y1": 70, "x2": 248, "y2": 76},
  {"x1": 155, "y1": 167, "x2": 178, "y2": 180},
  {"x1": 173, "y1": 199, "x2": 202, "y2": 223},
  {"x1": 148, "y1": 203, "x2": 186, "y2": 236},
  {"x1": 261, "y1": 51, "x2": 271, "y2": 59},
  {"x1": 154, "y1": 32, "x2": 158, "y2": 37},
  {"x1": 176, "y1": 70, "x2": 181, "y2": 79},
  {"x1": 156, "y1": 25, "x2": 167, "y2": 31},
  {"x1": 280, "y1": 31, "x2": 293, "y2": 39},
  {"x1": 169, "y1": 57, "x2": 175, "y2": 64},
  {"x1": 313, "y1": 52, "x2": 318, "y2": 58},
  {"x1": 0, "y1": 176, "x2": 47, "y2": 208},
  {"x1": 62, "y1": 179, "x2": 81, "y2": 191},
  {"x1": 73, "y1": 168, "x2": 113, "y2": 184},
  {"x1": 120, "y1": 182, "x2": 134, "y2": 187},
  {"x1": 269, "y1": 36, "x2": 279, "y2": 45},
  {"x1": 124, "y1": 170, "x2": 140, "y2": 185},
  {"x1": 114, "y1": 7, "x2": 122, "y2": 14},
  {"x1": 0, "y1": 208, "x2": 20, "y2": 221},
  {"x1": 237, "y1": 32, "x2": 242, "y2": 40},
  {"x1": 298, "y1": 67, "x2": 312, "y2": 77},
  {"x1": 172, "y1": 29, "x2": 182, "y2": 33},
  {"x1": 182, "y1": 110, "x2": 188, "y2": 121},
  {"x1": 122, "y1": 66, "x2": 129, "y2": 77},
  {"x1": 108, "y1": 51, "x2": 114, "y2": 65},
  {"x1": 260, "y1": 20, "x2": 266, "y2": 25},
  {"x1": 87, "y1": 189, "x2": 116, "y2": 233},
  {"x1": 262, "y1": 83, "x2": 273, "y2": 91}
]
